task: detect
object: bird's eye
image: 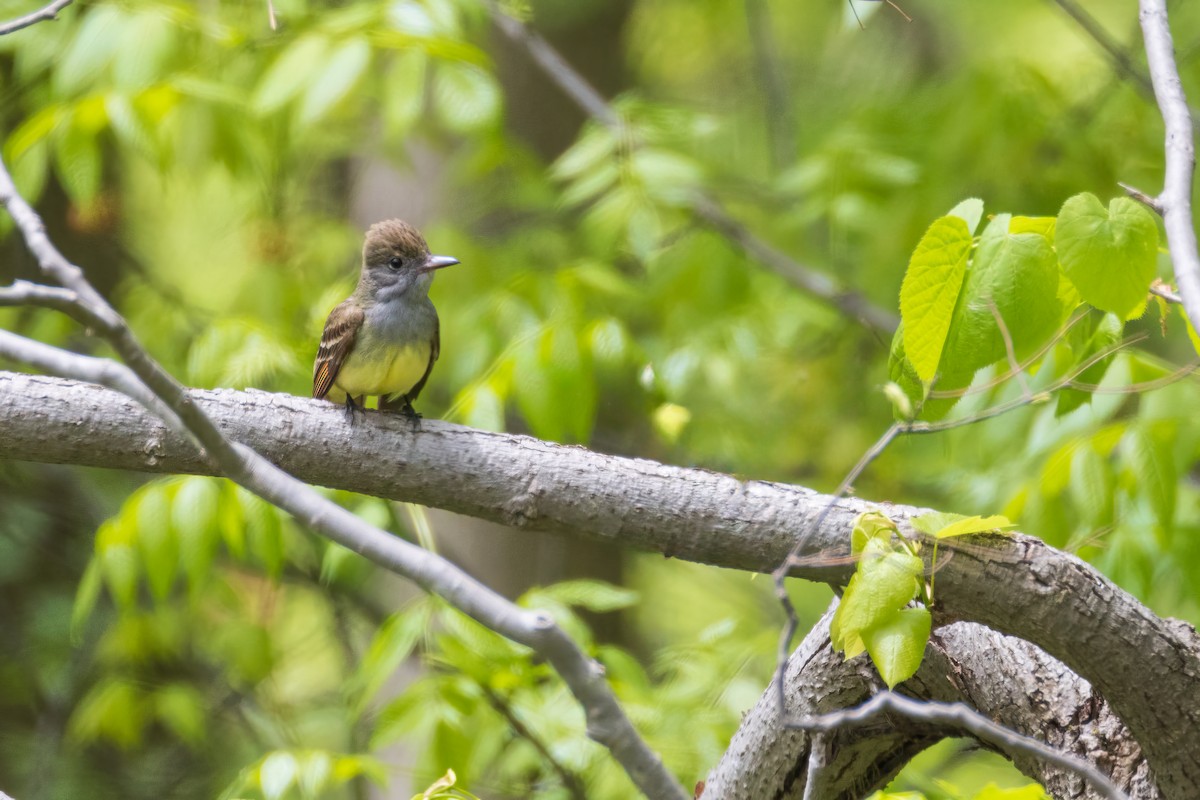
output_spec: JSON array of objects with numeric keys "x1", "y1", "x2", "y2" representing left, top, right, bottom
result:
[{"x1": 387, "y1": 256, "x2": 403, "y2": 270}]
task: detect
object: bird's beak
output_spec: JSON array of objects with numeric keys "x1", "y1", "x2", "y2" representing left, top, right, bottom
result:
[{"x1": 421, "y1": 254, "x2": 460, "y2": 273}]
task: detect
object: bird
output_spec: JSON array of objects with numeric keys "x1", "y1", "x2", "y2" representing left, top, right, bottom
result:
[{"x1": 312, "y1": 219, "x2": 458, "y2": 421}]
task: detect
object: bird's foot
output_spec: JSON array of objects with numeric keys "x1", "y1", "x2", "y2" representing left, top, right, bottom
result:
[
  {"x1": 400, "y1": 401, "x2": 423, "y2": 430},
  {"x1": 344, "y1": 396, "x2": 365, "y2": 426}
]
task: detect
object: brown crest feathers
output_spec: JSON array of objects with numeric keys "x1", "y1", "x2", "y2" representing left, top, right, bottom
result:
[{"x1": 363, "y1": 219, "x2": 429, "y2": 265}]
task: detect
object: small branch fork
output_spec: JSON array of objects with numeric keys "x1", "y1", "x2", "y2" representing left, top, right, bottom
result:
[
  {"x1": 487, "y1": 3, "x2": 899, "y2": 335},
  {"x1": 0, "y1": 91, "x2": 685, "y2": 800},
  {"x1": 0, "y1": 0, "x2": 72, "y2": 36}
]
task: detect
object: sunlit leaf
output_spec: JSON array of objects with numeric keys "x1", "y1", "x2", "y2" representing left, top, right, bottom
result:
[
  {"x1": 862, "y1": 607, "x2": 931, "y2": 688},
  {"x1": 299, "y1": 36, "x2": 370, "y2": 123},
  {"x1": 900, "y1": 214, "x2": 972, "y2": 383},
  {"x1": 1056, "y1": 193, "x2": 1158, "y2": 320}
]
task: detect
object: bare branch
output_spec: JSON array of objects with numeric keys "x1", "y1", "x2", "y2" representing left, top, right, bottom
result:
[
  {"x1": 487, "y1": 3, "x2": 899, "y2": 334},
  {"x1": 0, "y1": 0, "x2": 72, "y2": 36},
  {"x1": 0, "y1": 158, "x2": 686, "y2": 800},
  {"x1": 1139, "y1": 0, "x2": 1200, "y2": 336}
]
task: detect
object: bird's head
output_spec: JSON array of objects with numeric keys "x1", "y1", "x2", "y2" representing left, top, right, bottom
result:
[{"x1": 360, "y1": 219, "x2": 458, "y2": 300}]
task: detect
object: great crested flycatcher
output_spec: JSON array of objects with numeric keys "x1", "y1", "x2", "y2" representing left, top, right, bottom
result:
[{"x1": 313, "y1": 219, "x2": 458, "y2": 418}]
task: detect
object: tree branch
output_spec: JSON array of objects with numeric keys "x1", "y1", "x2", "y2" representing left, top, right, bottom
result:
[
  {"x1": 1, "y1": 371, "x2": 1198, "y2": 796},
  {"x1": 487, "y1": 4, "x2": 899, "y2": 334},
  {"x1": 1139, "y1": 0, "x2": 1200, "y2": 337},
  {"x1": 0, "y1": 0, "x2": 72, "y2": 36},
  {"x1": 0, "y1": 160, "x2": 686, "y2": 800}
]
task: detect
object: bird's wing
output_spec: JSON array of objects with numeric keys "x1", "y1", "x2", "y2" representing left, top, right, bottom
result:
[
  {"x1": 313, "y1": 301, "x2": 364, "y2": 399},
  {"x1": 406, "y1": 315, "x2": 440, "y2": 403}
]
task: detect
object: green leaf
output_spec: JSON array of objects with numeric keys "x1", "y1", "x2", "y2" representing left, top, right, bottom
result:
[
  {"x1": 172, "y1": 477, "x2": 220, "y2": 592},
  {"x1": 1180, "y1": 305, "x2": 1200, "y2": 357},
  {"x1": 433, "y1": 62, "x2": 500, "y2": 133},
  {"x1": 299, "y1": 37, "x2": 371, "y2": 123},
  {"x1": 260, "y1": 752, "x2": 298, "y2": 800},
  {"x1": 525, "y1": 579, "x2": 639, "y2": 612},
  {"x1": 55, "y1": 6, "x2": 124, "y2": 95},
  {"x1": 97, "y1": 519, "x2": 140, "y2": 610},
  {"x1": 1056, "y1": 312, "x2": 1123, "y2": 416},
  {"x1": 552, "y1": 127, "x2": 616, "y2": 182},
  {"x1": 947, "y1": 197, "x2": 984, "y2": 234},
  {"x1": 630, "y1": 148, "x2": 702, "y2": 206},
  {"x1": 851, "y1": 511, "x2": 899, "y2": 554},
  {"x1": 1122, "y1": 425, "x2": 1176, "y2": 527},
  {"x1": 349, "y1": 604, "x2": 431, "y2": 715},
  {"x1": 912, "y1": 511, "x2": 1016, "y2": 539},
  {"x1": 241, "y1": 489, "x2": 284, "y2": 579},
  {"x1": 71, "y1": 558, "x2": 104, "y2": 640},
  {"x1": 1069, "y1": 445, "x2": 1114, "y2": 528},
  {"x1": 1010, "y1": 215, "x2": 1055, "y2": 237},
  {"x1": 900, "y1": 215, "x2": 973, "y2": 382},
  {"x1": 153, "y1": 683, "x2": 206, "y2": 746},
  {"x1": 383, "y1": 52, "x2": 427, "y2": 137},
  {"x1": 298, "y1": 751, "x2": 333, "y2": 798},
  {"x1": 1056, "y1": 193, "x2": 1159, "y2": 320},
  {"x1": 862, "y1": 606, "x2": 931, "y2": 688},
  {"x1": 53, "y1": 121, "x2": 102, "y2": 203},
  {"x1": 68, "y1": 678, "x2": 146, "y2": 749},
  {"x1": 831, "y1": 550, "x2": 922, "y2": 657},
  {"x1": 941, "y1": 214, "x2": 1062, "y2": 373},
  {"x1": 252, "y1": 35, "x2": 330, "y2": 114},
  {"x1": 134, "y1": 485, "x2": 177, "y2": 601},
  {"x1": 5, "y1": 104, "x2": 65, "y2": 162}
]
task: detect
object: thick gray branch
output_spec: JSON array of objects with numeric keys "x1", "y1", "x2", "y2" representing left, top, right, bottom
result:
[
  {"x1": 705, "y1": 607, "x2": 1154, "y2": 799},
  {"x1": 1139, "y1": 0, "x2": 1200, "y2": 335},
  {"x1": 0, "y1": 373, "x2": 1197, "y2": 797}
]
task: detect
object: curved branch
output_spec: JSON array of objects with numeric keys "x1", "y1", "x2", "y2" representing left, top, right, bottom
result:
[{"x1": 0, "y1": 371, "x2": 1197, "y2": 796}]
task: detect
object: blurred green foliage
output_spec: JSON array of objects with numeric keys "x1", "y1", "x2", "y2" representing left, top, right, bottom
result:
[{"x1": 3, "y1": 0, "x2": 1200, "y2": 796}]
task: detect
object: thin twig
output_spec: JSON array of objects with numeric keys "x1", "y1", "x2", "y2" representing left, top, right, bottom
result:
[
  {"x1": 783, "y1": 692, "x2": 1128, "y2": 800},
  {"x1": 1051, "y1": 0, "x2": 1156, "y2": 100},
  {"x1": 1140, "y1": 0, "x2": 1200, "y2": 336},
  {"x1": 482, "y1": 685, "x2": 588, "y2": 800},
  {"x1": 1118, "y1": 181, "x2": 1163, "y2": 214},
  {"x1": 486, "y1": 3, "x2": 899, "y2": 335},
  {"x1": 0, "y1": 156, "x2": 686, "y2": 800},
  {"x1": 988, "y1": 299, "x2": 1031, "y2": 399},
  {"x1": 744, "y1": 0, "x2": 795, "y2": 169},
  {"x1": 1150, "y1": 279, "x2": 1183, "y2": 305},
  {"x1": 0, "y1": 0, "x2": 72, "y2": 36}
]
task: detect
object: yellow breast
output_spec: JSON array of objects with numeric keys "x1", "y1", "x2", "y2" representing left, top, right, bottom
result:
[{"x1": 329, "y1": 342, "x2": 431, "y2": 402}]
